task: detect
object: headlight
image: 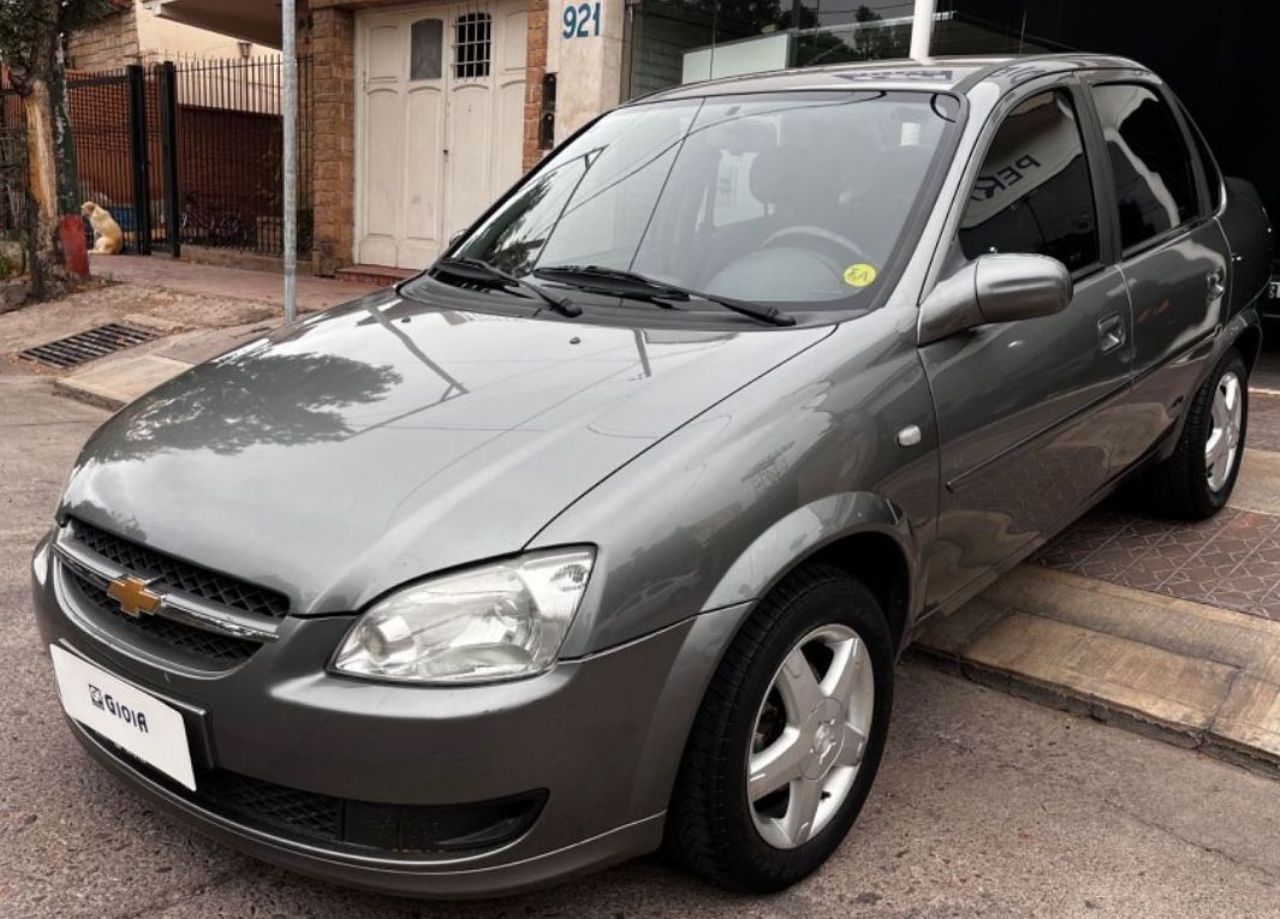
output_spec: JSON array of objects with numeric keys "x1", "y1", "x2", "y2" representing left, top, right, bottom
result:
[{"x1": 332, "y1": 548, "x2": 595, "y2": 685}]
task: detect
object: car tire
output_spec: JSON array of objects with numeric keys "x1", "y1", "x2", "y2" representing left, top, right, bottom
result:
[
  {"x1": 1138, "y1": 348, "x2": 1248, "y2": 520},
  {"x1": 665, "y1": 563, "x2": 894, "y2": 893}
]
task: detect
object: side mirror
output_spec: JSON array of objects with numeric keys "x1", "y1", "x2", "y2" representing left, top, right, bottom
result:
[{"x1": 918, "y1": 253, "x2": 1073, "y2": 346}]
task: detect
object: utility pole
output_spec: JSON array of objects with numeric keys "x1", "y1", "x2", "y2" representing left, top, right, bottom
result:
[
  {"x1": 910, "y1": 0, "x2": 936, "y2": 61},
  {"x1": 281, "y1": 0, "x2": 298, "y2": 323}
]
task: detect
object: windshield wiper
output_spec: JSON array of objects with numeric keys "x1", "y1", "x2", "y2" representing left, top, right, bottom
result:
[
  {"x1": 433, "y1": 257, "x2": 582, "y2": 318},
  {"x1": 532, "y1": 265, "x2": 796, "y2": 327}
]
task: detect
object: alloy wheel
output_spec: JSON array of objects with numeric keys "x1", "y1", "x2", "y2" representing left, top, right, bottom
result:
[
  {"x1": 747, "y1": 623, "x2": 875, "y2": 849},
  {"x1": 1205, "y1": 370, "x2": 1243, "y2": 492}
]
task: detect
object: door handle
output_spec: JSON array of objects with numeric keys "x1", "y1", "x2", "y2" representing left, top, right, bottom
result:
[
  {"x1": 1097, "y1": 313, "x2": 1126, "y2": 354},
  {"x1": 1207, "y1": 268, "x2": 1226, "y2": 302}
]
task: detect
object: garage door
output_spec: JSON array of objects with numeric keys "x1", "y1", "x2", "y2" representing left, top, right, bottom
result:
[{"x1": 356, "y1": 1, "x2": 528, "y2": 268}]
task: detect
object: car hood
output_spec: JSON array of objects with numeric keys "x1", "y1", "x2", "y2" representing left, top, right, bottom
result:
[{"x1": 61, "y1": 290, "x2": 831, "y2": 614}]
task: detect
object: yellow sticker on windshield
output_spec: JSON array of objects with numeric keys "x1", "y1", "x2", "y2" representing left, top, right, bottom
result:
[{"x1": 843, "y1": 263, "x2": 878, "y2": 288}]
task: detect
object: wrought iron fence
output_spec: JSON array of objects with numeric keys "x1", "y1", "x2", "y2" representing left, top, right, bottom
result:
[
  {"x1": 0, "y1": 80, "x2": 25, "y2": 238},
  {"x1": 0, "y1": 55, "x2": 313, "y2": 258},
  {"x1": 173, "y1": 55, "x2": 313, "y2": 257},
  {"x1": 67, "y1": 67, "x2": 149, "y2": 249}
]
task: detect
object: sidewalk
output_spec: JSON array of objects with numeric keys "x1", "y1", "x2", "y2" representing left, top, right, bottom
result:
[
  {"x1": 0, "y1": 255, "x2": 379, "y2": 406},
  {"x1": 918, "y1": 389, "x2": 1280, "y2": 776},
  {"x1": 89, "y1": 253, "x2": 379, "y2": 312}
]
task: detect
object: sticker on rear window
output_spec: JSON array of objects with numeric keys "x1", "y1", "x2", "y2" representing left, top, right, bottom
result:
[{"x1": 843, "y1": 263, "x2": 878, "y2": 288}]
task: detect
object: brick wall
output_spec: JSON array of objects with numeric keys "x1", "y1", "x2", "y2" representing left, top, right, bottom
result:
[
  {"x1": 67, "y1": 4, "x2": 141, "y2": 72},
  {"x1": 522, "y1": 0, "x2": 549, "y2": 170},
  {"x1": 308, "y1": 5, "x2": 356, "y2": 275}
]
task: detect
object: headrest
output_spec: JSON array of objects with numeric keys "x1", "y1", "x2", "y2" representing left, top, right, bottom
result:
[{"x1": 749, "y1": 147, "x2": 795, "y2": 207}]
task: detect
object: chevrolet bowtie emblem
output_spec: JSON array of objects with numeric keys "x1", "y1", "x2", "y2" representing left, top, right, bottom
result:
[{"x1": 105, "y1": 576, "x2": 162, "y2": 618}]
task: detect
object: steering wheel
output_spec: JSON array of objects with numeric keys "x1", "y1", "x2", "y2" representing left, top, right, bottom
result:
[{"x1": 759, "y1": 225, "x2": 871, "y2": 270}]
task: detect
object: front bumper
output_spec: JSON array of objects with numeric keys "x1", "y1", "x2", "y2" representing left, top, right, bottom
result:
[{"x1": 31, "y1": 533, "x2": 749, "y2": 897}]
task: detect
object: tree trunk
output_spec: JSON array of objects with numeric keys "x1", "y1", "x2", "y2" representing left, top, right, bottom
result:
[
  {"x1": 22, "y1": 78, "x2": 69, "y2": 300},
  {"x1": 53, "y1": 65, "x2": 79, "y2": 216},
  {"x1": 11, "y1": 0, "x2": 72, "y2": 302}
]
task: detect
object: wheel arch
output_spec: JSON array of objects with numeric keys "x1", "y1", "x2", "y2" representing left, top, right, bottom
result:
[
  {"x1": 1234, "y1": 322, "x2": 1263, "y2": 376},
  {"x1": 702, "y1": 492, "x2": 923, "y2": 653},
  {"x1": 1157, "y1": 307, "x2": 1263, "y2": 463}
]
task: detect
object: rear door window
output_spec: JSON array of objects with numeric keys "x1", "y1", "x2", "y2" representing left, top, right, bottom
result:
[
  {"x1": 1090, "y1": 83, "x2": 1199, "y2": 251},
  {"x1": 1179, "y1": 101, "x2": 1223, "y2": 214},
  {"x1": 959, "y1": 89, "x2": 1100, "y2": 273}
]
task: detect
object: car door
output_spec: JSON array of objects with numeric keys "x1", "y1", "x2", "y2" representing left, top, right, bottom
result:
[
  {"x1": 919, "y1": 79, "x2": 1135, "y2": 608},
  {"x1": 1085, "y1": 78, "x2": 1231, "y2": 460}
]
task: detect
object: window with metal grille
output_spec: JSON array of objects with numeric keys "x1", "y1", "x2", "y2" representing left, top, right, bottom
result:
[{"x1": 454, "y1": 13, "x2": 491, "y2": 79}]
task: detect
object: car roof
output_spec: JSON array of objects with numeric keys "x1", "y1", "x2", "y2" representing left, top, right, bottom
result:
[{"x1": 629, "y1": 53, "x2": 1152, "y2": 104}]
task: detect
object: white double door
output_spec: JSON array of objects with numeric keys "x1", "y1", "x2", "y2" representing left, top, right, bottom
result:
[{"x1": 356, "y1": 1, "x2": 528, "y2": 268}]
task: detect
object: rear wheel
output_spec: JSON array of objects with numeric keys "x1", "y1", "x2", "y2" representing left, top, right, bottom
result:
[
  {"x1": 1137, "y1": 349, "x2": 1247, "y2": 519},
  {"x1": 665, "y1": 564, "x2": 893, "y2": 892}
]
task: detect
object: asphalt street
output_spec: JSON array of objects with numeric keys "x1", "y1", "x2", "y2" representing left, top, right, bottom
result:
[{"x1": 3, "y1": 360, "x2": 1280, "y2": 918}]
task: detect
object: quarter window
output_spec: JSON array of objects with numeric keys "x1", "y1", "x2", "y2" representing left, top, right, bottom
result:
[
  {"x1": 959, "y1": 90, "x2": 1100, "y2": 273},
  {"x1": 454, "y1": 13, "x2": 492, "y2": 79},
  {"x1": 1180, "y1": 101, "x2": 1223, "y2": 214},
  {"x1": 1090, "y1": 84, "x2": 1198, "y2": 250}
]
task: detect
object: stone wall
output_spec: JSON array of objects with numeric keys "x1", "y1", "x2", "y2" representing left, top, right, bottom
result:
[
  {"x1": 67, "y1": 4, "x2": 140, "y2": 72},
  {"x1": 68, "y1": 0, "x2": 278, "y2": 72}
]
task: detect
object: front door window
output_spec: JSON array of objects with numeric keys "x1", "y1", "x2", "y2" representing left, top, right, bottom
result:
[{"x1": 958, "y1": 89, "x2": 1100, "y2": 274}]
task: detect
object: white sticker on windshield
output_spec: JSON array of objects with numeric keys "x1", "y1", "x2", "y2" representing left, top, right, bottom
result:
[{"x1": 900, "y1": 121, "x2": 921, "y2": 147}]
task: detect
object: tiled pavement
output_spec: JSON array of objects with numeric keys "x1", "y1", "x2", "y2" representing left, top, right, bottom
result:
[
  {"x1": 1033, "y1": 507, "x2": 1280, "y2": 620},
  {"x1": 1033, "y1": 391, "x2": 1280, "y2": 621},
  {"x1": 1249, "y1": 390, "x2": 1280, "y2": 452}
]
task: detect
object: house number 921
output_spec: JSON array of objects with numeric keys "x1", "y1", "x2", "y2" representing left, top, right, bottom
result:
[{"x1": 563, "y1": 1, "x2": 602, "y2": 38}]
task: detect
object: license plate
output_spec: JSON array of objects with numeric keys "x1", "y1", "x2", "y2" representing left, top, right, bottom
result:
[{"x1": 50, "y1": 645, "x2": 196, "y2": 790}]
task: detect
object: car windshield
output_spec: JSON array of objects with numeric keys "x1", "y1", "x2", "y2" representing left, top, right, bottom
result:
[{"x1": 442, "y1": 90, "x2": 955, "y2": 313}]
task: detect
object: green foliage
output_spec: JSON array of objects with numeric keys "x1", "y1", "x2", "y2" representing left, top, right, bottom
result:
[
  {"x1": 61, "y1": 0, "x2": 114, "y2": 34},
  {"x1": 0, "y1": 0, "x2": 113, "y2": 75}
]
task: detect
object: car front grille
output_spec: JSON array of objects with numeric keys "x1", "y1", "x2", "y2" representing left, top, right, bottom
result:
[
  {"x1": 71, "y1": 519, "x2": 289, "y2": 619},
  {"x1": 198, "y1": 768, "x2": 343, "y2": 840},
  {"x1": 81, "y1": 726, "x2": 547, "y2": 856},
  {"x1": 65, "y1": 569, "x2": 259, "y2": 665},
  {"x1": 59, "y1": 518, "x2": 286, "y2": 668}
]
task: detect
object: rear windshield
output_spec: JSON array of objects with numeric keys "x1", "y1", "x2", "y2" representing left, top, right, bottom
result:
[{"x1": 448, "y1": 90, "x2": 956, "y2": 312}]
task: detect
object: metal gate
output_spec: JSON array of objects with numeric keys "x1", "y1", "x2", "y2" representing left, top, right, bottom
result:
[
  {"x1": 66, "y1": 64, "x2": 178, "y2": 255},
  {"x1": 171, "y1": 56, "x2": 313, "y2": 258},
  {"x1": 1, "y1": 57, "x2": 312, "y2": 259}
]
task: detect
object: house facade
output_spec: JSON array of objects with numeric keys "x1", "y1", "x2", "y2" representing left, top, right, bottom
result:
[
  {"x1": 154, "y1": 0, "x2": 626, "y2": 274},
  {"x1": 298, "y1": 0, "x2": 627, "y2": 275},
  {"x1": 68, "y1": 0, "x2": 279, "y2": 71}
]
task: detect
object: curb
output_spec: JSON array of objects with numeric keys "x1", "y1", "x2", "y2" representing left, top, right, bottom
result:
[
  {"x1": 51, "y1": 378, "x2": 126, "y2": 412},
  {"x1": 913, "y1": 566, "x2": 1280, "y2": 780}
]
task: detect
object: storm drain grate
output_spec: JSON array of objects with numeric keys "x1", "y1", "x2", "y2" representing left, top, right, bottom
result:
[{"x1": 19, "y1": 322, "x2": 159, "y2": 369}]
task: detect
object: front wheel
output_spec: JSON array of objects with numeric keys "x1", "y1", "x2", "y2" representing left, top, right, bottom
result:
[
  {"x1": 665, "y1": 564, "x2": 894, "y2": 892},
  {"x1": 1137, "y1": 348, "x2": 1248, "y2": 519}
]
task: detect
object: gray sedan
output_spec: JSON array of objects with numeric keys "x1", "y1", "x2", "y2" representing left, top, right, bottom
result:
[{"x1": 32, "y1": 53, "x2": 1271, "y2": 897}]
